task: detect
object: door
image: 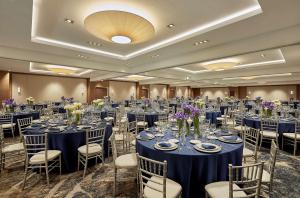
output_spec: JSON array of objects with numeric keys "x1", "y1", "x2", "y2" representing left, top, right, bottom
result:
[
  {"x1": 169, "y1": 89, "x2": 176, "y2": 98},
  {"x1": 140, "y1": 89, "x2": 149, "y2": 98},
  {"x1": 94, "y1": 87, "x2": 108, "y2": 99}
]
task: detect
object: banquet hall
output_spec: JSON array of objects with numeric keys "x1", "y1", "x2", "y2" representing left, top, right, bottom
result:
[{"x1": 0, "y1": 0, "x2": 300, "y2": 197}]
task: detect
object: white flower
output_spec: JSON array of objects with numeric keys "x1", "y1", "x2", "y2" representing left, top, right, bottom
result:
[{"x1": 72, "y1": 109, "x2": 83, "y2": 115}]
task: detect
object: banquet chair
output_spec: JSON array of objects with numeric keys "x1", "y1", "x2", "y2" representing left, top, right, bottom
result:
[
  {"x1": 113, "y1": 115, "x2": 128, "y2": 151},
  {"x1": 17, "y1": 117, "x2": 32, "y2": 141},
  {"x1": 243, "y1": 127, "x2": 260, "y2": 163},
  {"x1": 205, "y1": 162, "x2": 264, "y2": 198},
  {"x1": 260, "y1": 119, "x2": 279, "y2": 150},
  {"x1": 135, "y1": 114, "x2": 148, "y2": 131},
  {"x1": 0, "y1": 126, "x2": 24, "y2": 172},
  {"x1": 23, "y1": 133, "x2": 61, "y2": 189},
  {"x1": 260, "y1": 140, "x2": 278, "y2": 198},
  {"x1": 105, "y1": 110, "x2": 116, "y2": 124},
  {"x1": 111, "y1": 134, "x2": 137, "y2": 197},
  {"x1": 136, "y1": 154, "x2": 182, "y2": 198},
  {"x1": 0, "y1": 114, "x2": 15, "y2": 138},
  {"x1": 154, "y1": 113, "x2": 168, "y2": 127},
  {"x1": 77, "y1": 128, "x2": 105, "y2": 178},
  {"x1": 282, "y1": 119, "x2": 300, "y2": 155},
  {"x1": 233, "y1": 114, "x2": 247, "y2": 136},
  {"x1": 128, "y1": 121, "x2": 138, "y2": 151},
  {"x1": 92, "y1": 112, "x2": 102, "y2": 120}
]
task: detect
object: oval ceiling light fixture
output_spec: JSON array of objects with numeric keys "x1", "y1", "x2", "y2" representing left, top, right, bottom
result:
[
  {"x1": 111, "y1": 35, "x2": 132, "y2": 44},
  {"x1": 84, "y1": 10, "x2": 155, "y2": 44}
]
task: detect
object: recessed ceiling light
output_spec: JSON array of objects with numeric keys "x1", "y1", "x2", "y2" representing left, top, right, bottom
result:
[
  {"x1": 194, "y1": 40, "x2": 209, "y2": 46},
  {"x1": 261, "y1": 53, "x2": 265, "y2": 58},
  {"x1": 167, "y1": 24, "x2": 175, "y2": 28},
  {"x1": 111, "y1": 35, "x2": 132, "y2": 44},
  {"x1": 77, "y1": 54, "x2": 88, "y2": 59},
  {"x1": 186, "y1": 76, "x2": 190, "y2": 80},
  {"x1": 87, "y1": 41, "x2": 102, "y2": 47},
  {"x1": 151, "y1": 54, "x2": 160, "y2": 58},
  {"x1": 64, "y1": 18, "x2": 74, "y2": 24},
  {"x1": 215, "y1": 68, "x2": 225, "y2": 71}
]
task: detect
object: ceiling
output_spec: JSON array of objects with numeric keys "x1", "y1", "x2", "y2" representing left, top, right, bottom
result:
[{"x1": 0, "y1": 0, "x2": 300, "y2": 87}]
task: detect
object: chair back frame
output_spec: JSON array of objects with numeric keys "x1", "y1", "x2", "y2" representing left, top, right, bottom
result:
[{"x1": 85, "y1": 128, "x2": 105, "y2": 155}]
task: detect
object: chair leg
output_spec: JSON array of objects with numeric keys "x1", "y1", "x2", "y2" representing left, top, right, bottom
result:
[
  {"x1": 281, "y1": 136, "x2": 284, "y2": 151},
  {"x1": 77, "y1": 153, "x2": 80, "y2": 171},
  {"x1": 259, "y1": 134, "x2": 263, "y2": 151},
  {"x1": 45, "y1": 164, "x2": 50, "y2": 186},
  {"x1": 22, "y1": 163, "x2": 28, "y2": 190},
  {"x1": 83, "y1": 157, "x2": 88, "y2": 178},
  {"x1": 11, "y1": 127, "x2": 14, "y2": 138},
  {"x1": 113, "y1": 167, "x2": 117, "y2": 198},
  {"x1": 205, "y1": 191, "x2": 209, "y2": 198},
  {"x1": 294, "y1": 141, "x2": 297, "y2": 156}
]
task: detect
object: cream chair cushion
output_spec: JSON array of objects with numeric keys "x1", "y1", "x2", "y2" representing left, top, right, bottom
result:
[
  {"x1": 29, "y1": 150, "x2": 61, "y2": 165},
  {"x1": 205, "y1": 181, "x2": 247, "y2": 198},
  {"x1": 115, "y1": 134, "x2": 125, "y2": 141},
  {"x1": 112, "y1": 127, "x2": 119, "y2": 132},
  {"x1": 104, "y1": 117, "x2": 114, "y2": 121},
  {"x1": 260, "y1": 130, "x2": 278, "y2": 138},
  {"x1": 78, "y1": 143, "x2": 102, "y2": 156},
  {"x1": 144, "y1": 176, "x2": 182, "y2": 198},
  {"x1": 131, "y1": 139, "x2": 136, "y2": 146},
  {"x1": 137, "y1": 121, "x2": 148, "y2": 126},
  {"x1": 243, "y1": 147, "x2": 254, "y2": 157},
  {"x1": 234, "y1": 125, "x2": 243, "y2": 131},
  {"x1": 115, "y1": 153, "x2": 137, "y2": 168},
  {"x1": 1, "y1": 123, "x2": 15, "y2": 129},
  {"x1": 283, "y1": 133, "x2": 300, "y2": 140},
  {"x1": 2, "y1": 143, "x2": 24, "y2": 153},
  {"x1": 216, "y1": 117, "x2": 225, "y2": 121}
]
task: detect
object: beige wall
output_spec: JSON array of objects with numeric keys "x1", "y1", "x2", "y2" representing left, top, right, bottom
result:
[
  {"x1": 246, "y1": 85, "x2": 296, "y2": 101},
  {"x1": 176, "y1": 87, "x2": 189, "y2": 98},
  {"x1": 109, "y1": 81, "x2": 136, "y2": 102},
  {"x1": 201, "y1": 87, "x2": 230, "y2": 99},
  {"x1": 150, "y1": 84, "x2": 167, "y2": 99},
  {"x1": 12, "y1": 73, "x2": 87, "y2": 103}
]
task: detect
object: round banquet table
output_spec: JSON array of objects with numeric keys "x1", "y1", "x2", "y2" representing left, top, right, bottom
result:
[
  {"x1": 24, "y1": 124, "x2": 112, "y2": 172},
  {"x1": 205, "y1": 111, "x2": 221, "y2": 124},
  {"x1": 136, "y1": 131, "x2": 243, "y2": 198},
  {"x1": 127, "y1": 112, "x2": 159, "y2": 127},
  {"x1": 244, "y1": 117, "x2": 295, "y2": 133}
]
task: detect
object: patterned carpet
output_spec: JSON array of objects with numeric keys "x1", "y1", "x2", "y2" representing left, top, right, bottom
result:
[{"x1": 0, "y1": 142, "x2": 299, "y2": 198}]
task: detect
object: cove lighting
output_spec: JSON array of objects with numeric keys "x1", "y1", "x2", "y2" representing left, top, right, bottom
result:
[
  {"x1": 223, "y1": 73, "x2": 292, "y2": 80},
  {"x1": 173, "y1": 67, "x2": 210, "y2": 74},
  {"x1": 234, "y1": 59, "x2": 285, "y2": 68},
  {"x1": 31, "y1": 0, "x2": 262, "y2": 60},
  {"x1": 111, "y1": 35, "x2": 132, "y2": 44}
]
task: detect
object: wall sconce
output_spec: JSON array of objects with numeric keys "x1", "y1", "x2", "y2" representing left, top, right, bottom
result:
[
  {"x1": 17, "y1": 87, "x2": 21, "y2": 95},
  {"x1": 248, "y1": 91, "x2": 251, "y2": 95},
  {"x1": 290, "y1": 90, "x2": 294, "y2": 95}
]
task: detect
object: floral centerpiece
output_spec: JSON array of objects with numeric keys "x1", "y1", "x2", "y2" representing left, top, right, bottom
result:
[
  {"x1": 261, "y1": 101, "x2": 275, "y2": 118},
  {"x1": 3, "y1": 99, "x2": 16, "y2": 113},
  {"x1": 64, "y1": 104, "x2": 75, "y2": 119},
  {"x1": 26, "y1": 97, "x2": 35, "y2": 105},
  {"x1": 272, "y1": 99, "x2": 281, "y2": 108},
  {"x1": 182, "y1": 103, "x2": 194, "y2": 135},
  {"x1": 195, "y1": 99, "x2": 205, "y2": 109},
  {"x1": 224, "y1": 96, "x2": 230, "y2": 102},
  {"x1": 191, "y1": 107, "x2": 201, "y2": 138},
  {"x1": 144, "y1": 98, "x2": 151, "y2": 111},
  {"x1": 61, "y1": 96, "x2": 74, "y2": 104},
  {"x1": 245, "y1": 95, "x2": 250, "y2": 100},
  {"x1": 92, "y1": 98, "x2": 104, "y2": 109},
  {"x1": 72, "y1": 109, "x2": 83, "y2": 124},
  {"x1": 174, "y1": 112, "x2": 187, "y2": 136}
]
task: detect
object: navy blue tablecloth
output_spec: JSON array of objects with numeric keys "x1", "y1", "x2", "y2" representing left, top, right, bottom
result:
[
  {"x1": 244, "y1": 118, "x2": 295, "y2": 133},
  {"x1": 206, "y1": 111, "x2": 221, "y2": 124},
  {"x1": 220, "y1": 106, "x2": 228, "y2": 115},
  {"x1": 25, "y1": 124, "x2": 112, "y2": 172},
  {"x1": 111, "y1": 103, "x2": 119, "y2": 108},
  {"x1": 169, "y1": 103, "x2": 177, "y2": 112},
  {"x1": 136, "y1": 131, "x2": 243, "y2": 198},
  {"x1": 127, "y1": 113, "x2": 159, "y2": 127}
]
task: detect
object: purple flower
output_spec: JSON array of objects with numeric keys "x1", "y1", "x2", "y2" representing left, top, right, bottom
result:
[
  {"x1": 3, "y1": 99, "x2": 14, "y2": 105},
  {"x1": 191, "y1": 107, "x2": 200, "y2": 117},
  {"x1": 174, "y1": 112, "x2": 188, "y2": 120},
  {"x1": 262, "y1": 101, "x2": 275, "y2": 110},
  {"x1": 61, "y1": 96, "x2": 65, "y2": 101}
]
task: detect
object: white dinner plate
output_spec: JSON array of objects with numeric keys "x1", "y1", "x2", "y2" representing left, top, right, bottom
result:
[
  {"x1": 190, "y1": 139, "x2": 201, "y2": 144},
  {"x1": 154, "y1": 142, "x2": 178, "y2": 151},
  {"x1": 194, "y1": 143, "x2": 222, "y2": 153},
  {"x1": 218, "y1": 136, "x2": 243, "y2": 144},
  {"x1": 136, "y1": 133, "x2": 155, "y2": 140},
  {"x1": 168, "y1": 139, "x2": 179, "y2": 144}
]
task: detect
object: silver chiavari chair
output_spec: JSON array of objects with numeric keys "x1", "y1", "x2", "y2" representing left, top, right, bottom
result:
[
  {"x1": 111, "y1": 134, "x2": 137, "y2": 197},
  {"x1": 260, "y1": 140, "x2": 278, "y2": 198},
  {"x1": 0, "y1": 114, "x2": 15, "y2": 138},
  {"x1": 105, "y1": 110, "x2": 116, "y2": 124},
  {"x1": 113, "y1": 113, "x2": 128, "y2": 151},
  {"x1": 136, "y1": 113, "x2": 148, "y2": 131},
  {"x1": 77, "y1": 128, "x2": 105, "y2": 178},
  {"x1": 128, "y1": 121, "x2": 138, "y2": 151},
  {"x1": 154, "y1": 113, "x2": 168, "y2": 127},
  {"x1": 205, "y1": 162, "x2": 264, "y2": 198},
  {"x1": 17, "y1": 117, "x2": 32, "y2": 141},
  {"x1": 137, "y1": 154, "x2": 182, "y2": 198},
  {"x1": 23, "y1": 133, "x2": 61, "y2": 189},
  {"x1": 243, "y1": 127, "x2": 260, "y2": 163},
  {"x1": 92, "y1": 112, "x2": 102, "y2": 120},
  {"x1": 233, "y1": 114, "x2": 247, "y2": 136},
  {"x1": 0, "y1": 126, "x2": 24, "y2": 172},
  {"x1": 282, "y1": 119, "x2": 300, "y2": 155},
  {"x1": 260, "y1": 119, "x2": 279, "y2": 150}
]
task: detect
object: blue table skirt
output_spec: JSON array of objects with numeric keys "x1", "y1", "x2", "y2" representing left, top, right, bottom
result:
[
  {"x1": 206, "y1": 111, "x2": 221, "y2": 124},
  {"x1": 26, "y1": 125, "x2": 112, "y2": 172},
  {"x1": 220, "y1": 106, "x2": 228, "y2": 115},
  {"x1": 169, "y1": 104, "x2": 177, "y2": 112},
  {"x1": 136, "y1": 131, "x2": 243, "y2": 198},
  {"x1": 20, "y1": 104, "x2": 47, "y2": 111},
  {"x1": 244, "y1": 118, "x2": 295, "y2": 133},
  {"x1": 111, "y1": 103, "x2": 119, "y2": 108},
  {"x1": 127, "y1": 113, "x2": 158, "y2": 127},
  {"x1": 245, "y1": 104, "x2": 253, "y2": 110}
]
